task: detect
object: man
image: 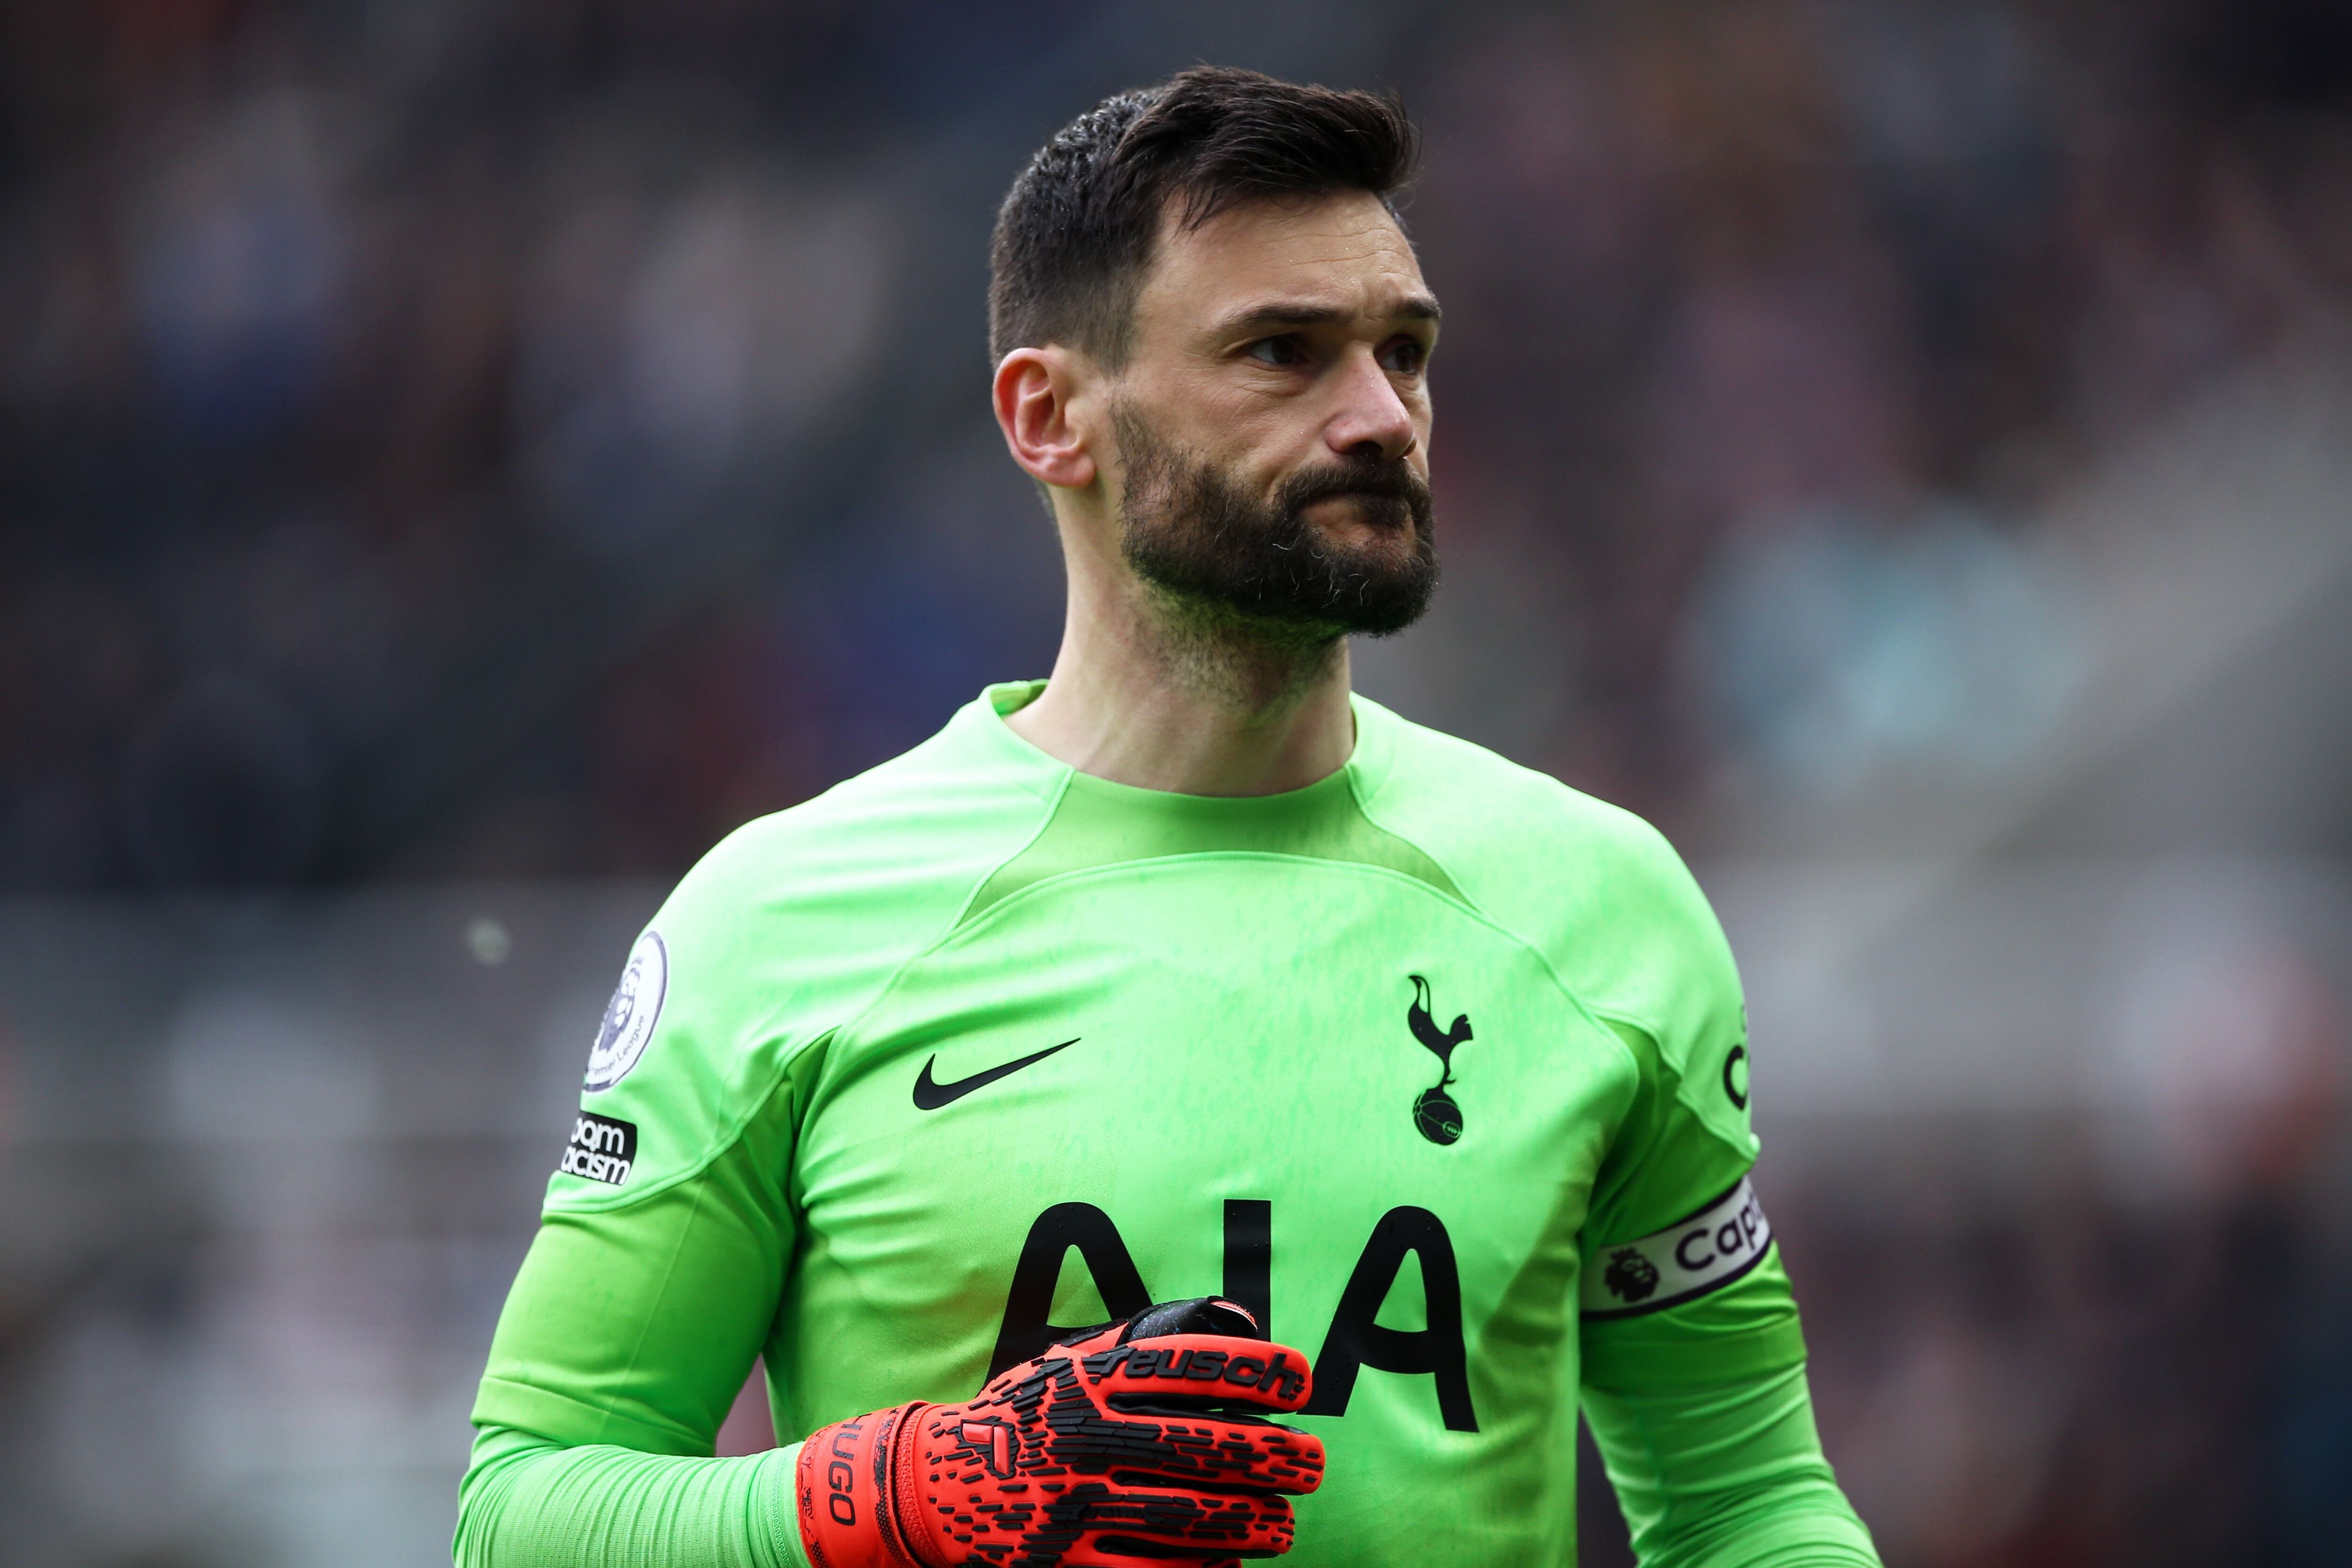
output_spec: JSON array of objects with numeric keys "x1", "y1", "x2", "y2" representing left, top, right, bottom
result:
[{"x1": 457, "y1": 68, "x2": 1879, "y2": 1568}]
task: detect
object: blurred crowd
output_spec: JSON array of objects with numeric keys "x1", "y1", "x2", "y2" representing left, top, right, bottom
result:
[{"x1": 4, "y1": 0, "x2": 2349, "y2": 888}]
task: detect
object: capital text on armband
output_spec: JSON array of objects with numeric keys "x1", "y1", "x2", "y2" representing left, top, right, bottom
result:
[{"x1": 1581, "y1": 1176, "x2": 1773, "y2": 1319}]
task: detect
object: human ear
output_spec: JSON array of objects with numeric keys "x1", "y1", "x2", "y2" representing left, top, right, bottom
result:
[{"x1": 993, "y1": 347, "x2": 1098, "y2": 491}]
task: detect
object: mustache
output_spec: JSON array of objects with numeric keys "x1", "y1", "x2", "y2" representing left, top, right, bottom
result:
[{"x1": 1274, "y1": 455, "x2": 1431, "y2": 520}]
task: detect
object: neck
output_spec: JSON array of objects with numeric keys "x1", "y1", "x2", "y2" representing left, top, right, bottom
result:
[{"x1": 1006, "y1": 561, "x2": 1358, "y2": 796}]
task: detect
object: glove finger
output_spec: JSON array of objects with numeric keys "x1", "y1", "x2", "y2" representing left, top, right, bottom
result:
[
  {"x1": 1104, "y1": 1409, "x2": 1326, "y2": 1496},
  {"x1": 1065, "y1": 1482, "x2": 1299, "y2": 1560},
  {"x1": 1081, "y1": 1332, "x2": 1317, "y2": 1413},
  {"x1": 1121, "y1": 1296, "x2": 1263, "y2": 1340},
  {"x1": 1067, "y1": 1548, "x2": 1254, "y2": 1568},
  {"x1": 921, "y1": 1401, "x2": 1323, "y2": 1507},
  {"x1": 912, "y1": 1479, "x2": 1296, "y2": 1564},
  {"x1": 1059, "y1": 1548, "x2": 1250, "y2": 1568}
]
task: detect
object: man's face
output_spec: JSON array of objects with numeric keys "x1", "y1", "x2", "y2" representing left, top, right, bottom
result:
[{"x1": 1107, "y1": 191, "x2": 1440, "y2": 637}]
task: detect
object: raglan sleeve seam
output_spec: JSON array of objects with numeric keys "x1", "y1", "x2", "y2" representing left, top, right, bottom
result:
[
  {"x1": 553, "y1": 787, "x2": 1066, "y2": 1218},
  {"x1": 547, "y1": 1017, "x2": 822, "y2": 1217},
  {"x1": 550, "y1": 771, "x2": 1065, "y2": 1217},
  {"x1": 1578, "y1": 1008, "x2": 1760, "y2": 1233},
  {"x1": 1349, "y1": 768, "x2": 1658, "y2": 1091},
  {"x1": 784, "y1": 772, "x2": 1074, "y2": 1098}
]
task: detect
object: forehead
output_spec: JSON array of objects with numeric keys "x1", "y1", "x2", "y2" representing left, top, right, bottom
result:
[{"x1": 1133, "y1": 190, "x2": 1428, "y2": 338}]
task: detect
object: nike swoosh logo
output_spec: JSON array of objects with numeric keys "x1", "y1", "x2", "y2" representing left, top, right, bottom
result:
[{"x1": 912, "y1": 1038, "x2": 1079, "y2": 1110}]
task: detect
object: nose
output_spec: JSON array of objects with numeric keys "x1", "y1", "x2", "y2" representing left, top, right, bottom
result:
[{"x1": 1324, "y1": 347, "x2": 1417, "y2": 463}]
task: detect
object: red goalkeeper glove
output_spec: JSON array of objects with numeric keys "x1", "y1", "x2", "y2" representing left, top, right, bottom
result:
[{"x1": 795, "y1": 1297, "x2": 1325, "y2": 1568}]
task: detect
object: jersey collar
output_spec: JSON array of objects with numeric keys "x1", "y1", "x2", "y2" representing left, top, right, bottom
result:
[{"x1": 963, "y1": 678, "x2": 1399, "y2": 812}]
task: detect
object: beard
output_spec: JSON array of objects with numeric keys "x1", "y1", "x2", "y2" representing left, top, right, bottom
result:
[{"x1": 1113, "y1": 403, "x2": 1438, "y2": 640}]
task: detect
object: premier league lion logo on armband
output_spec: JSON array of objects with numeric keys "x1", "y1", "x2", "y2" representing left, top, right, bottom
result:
[{"x1": 1602, "y1": 1247, "x2": 1661, "y2": 1305}]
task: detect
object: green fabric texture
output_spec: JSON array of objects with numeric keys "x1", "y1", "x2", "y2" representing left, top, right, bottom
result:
[
  {"x1": 1583, "y1": 1017, "x2": 1748, "y2": 1280},
  {"x1": 459, "y1": 683, "x2": 1874, "y2": 1567},
  {"x1": 455, "y1": 1425, "x2": 806, "y2": 1568},
  {"x1": 1583, "y1": 1249, "x2": 1810, "y2": 1392},
  {"x1": 1577, "y1": 1016, "x2": 1807, "y2": 1393},
  {"x1": 1583, "y1": 1365, "x2": 1879, "y2": 1568},
  {"x1": 474, "y1": 1065, "x2": 809, "y2": 1454},
  {"x1": 969, "y1": 715, "x2": 1461, "y2": 917}
]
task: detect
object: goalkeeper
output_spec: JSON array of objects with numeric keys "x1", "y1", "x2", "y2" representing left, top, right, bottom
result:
[{"x1": 458, "y1": 67, "x2": 1880, "y2": 1568}]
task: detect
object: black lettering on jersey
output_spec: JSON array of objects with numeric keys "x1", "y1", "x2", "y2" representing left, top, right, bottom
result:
[
  {"x1": 1303, "y1": 1206, "x2": 1478, "y2": 1432},
  {"x1": 1222, "y1": 1199, "x2": 1273, "y2": 1339},
  {"x1": 558, "y1": 1112, "x2": 637, "y2": 1186},
  {"x1": 988, "y1": 1203, "x2": 1151, "y2": 1377}
]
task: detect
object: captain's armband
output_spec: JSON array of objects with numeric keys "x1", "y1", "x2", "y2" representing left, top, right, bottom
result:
[{"x1": 1583, "y1": 1178, "x2": 1773, "y2": 1320}]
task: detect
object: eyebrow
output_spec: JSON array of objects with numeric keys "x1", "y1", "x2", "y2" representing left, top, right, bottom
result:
[{"x1": 1211, "y1": 294, "x2": 1443, "y2": 337}]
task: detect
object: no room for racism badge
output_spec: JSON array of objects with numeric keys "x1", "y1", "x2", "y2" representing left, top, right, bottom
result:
[{"x1": 585, "y1": 930, "x2": 668, "y2": 1092}]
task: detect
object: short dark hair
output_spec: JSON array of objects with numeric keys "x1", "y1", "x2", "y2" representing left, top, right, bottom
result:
[{"x1": 988, "y1": 66, "x2": 1419, "y2": 367}]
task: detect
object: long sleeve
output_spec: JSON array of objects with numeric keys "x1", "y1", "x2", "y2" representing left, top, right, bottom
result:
[
  {"x1": 453, "y1": 743, "x2": 1050, "y2": 1568},
  {"x1": 457, "y1": 1057, "x2": 812, "y2": 1567},
  {"x1": 456, "y1": 1427, "x2": 807, "y2": 1568},
  {"x1": 1582, "y1": 1356, "x2": 1876, "y2": 1568},
  {"x1": 1566, "y1": 862, "x2": 1878, "y2": 1567}
]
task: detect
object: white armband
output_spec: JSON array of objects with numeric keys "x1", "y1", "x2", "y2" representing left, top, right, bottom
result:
[{"x1": 1582, "y1": 1177, "x2": 1772, "y2": 1319}]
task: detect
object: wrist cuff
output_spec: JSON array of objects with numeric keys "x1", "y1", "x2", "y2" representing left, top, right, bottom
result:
[{"x1": 795, "y1": 1404, "x2": 929, "y2": 1568}]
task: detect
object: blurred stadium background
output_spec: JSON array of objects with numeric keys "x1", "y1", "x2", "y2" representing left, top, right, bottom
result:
[{"x1": 2, "y1": 1, "x2": 2349, "y2": 1564}]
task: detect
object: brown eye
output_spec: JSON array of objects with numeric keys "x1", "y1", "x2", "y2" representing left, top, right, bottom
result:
[
  {"x1": 1379, "y1": 338, "x2": 1426, "y2": 374},
  {"x1": 1246, "y1": 336, "x2": 1306, "y2": 367}
]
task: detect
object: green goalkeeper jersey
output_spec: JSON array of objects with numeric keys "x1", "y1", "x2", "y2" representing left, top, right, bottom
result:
[{"x1": 466, "y1": 682, "x2": 1873, "y2": 1568}]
